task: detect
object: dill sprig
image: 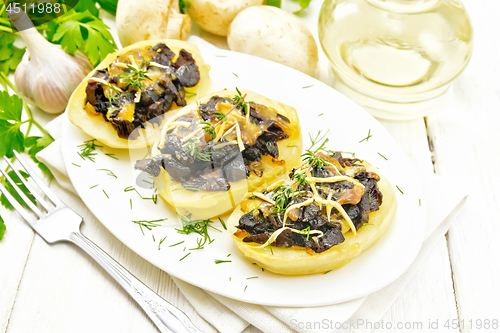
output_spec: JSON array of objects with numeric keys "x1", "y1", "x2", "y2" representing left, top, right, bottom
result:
[
  {"x1": 132, "y1": 218, "x2": 168, "y2": 235},
  {"x1": 176, "y1": 214, "x2": 221, "y2": 250},
  {"x1": 182, "y1": 137, "x2": 216, "y2": 162},
  {"x1": 233, "y1": 87, "x2": 249, "y2": 115},
  {"x1": 301, "y1": 131, "x2": 330, "y2": 168},
  {"x1": 119, "y1": 60, "x2": 151, "y2": 90},
  {"x1": 200, "y1": 121, "x2": 216, "y2": 140},
  {"x1": 97, "y1": 168, "x2": 118, "y2": 178},
  {"x1": 270, "y1": 131, "x2": 332, "y2": 216},
  {"x1": 77, "y1": 139, "x2": 102, "y2": 162}
]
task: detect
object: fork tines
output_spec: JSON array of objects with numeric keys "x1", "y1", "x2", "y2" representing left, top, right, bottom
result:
[{"x1": 0, "y1": 151, "x2": 61, "y2": 222}]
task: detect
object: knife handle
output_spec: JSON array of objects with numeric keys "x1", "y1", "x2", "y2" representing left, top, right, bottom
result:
[{"x1": 69, "y1": 231, "x2": 203, "y2": 333}]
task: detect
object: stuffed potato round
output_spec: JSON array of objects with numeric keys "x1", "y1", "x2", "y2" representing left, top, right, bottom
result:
[
  {"x1": 228, "y1": 155, "x2": 397, "y2": 275},
  {"x1": 67, "y1": 39, "x2": 211, "y2": 149},
  {"x1": 135, "y1": 89, "x2": 303, "y2": 219}
]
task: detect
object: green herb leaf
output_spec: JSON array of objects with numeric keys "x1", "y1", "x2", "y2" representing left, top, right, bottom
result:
[
  {"x1": 95, "y1": 0, "x2": 119, "y2": 15},
  {"x1": 0, "y1": 91, "x2": 23, "y2": 122},
  {"x1": 0, "y1": 32, "x2": 26, "y2": 76},
  {"x1": 0, "y1": 215, "x2": 5, "y2": 241},
  {"x1": 266, "y1": 0, "x2": 282, "y2": 7},
  {"x1": 0, "y1": 170, "x2": 36, "y2": 210},
  {"x1": 25, "y1": 134, "x2": 54, "y2": 178},
  {"x1": 179, "y1": 0, "x2": 190, "y2": 14},
  {"x1": 0, "y1": 92, "x2": 25, "y2": 158},
  {"x1": 51, "y1": 11, "x2": 117, "y2": 67},
  {"x1": 73, "y1": 0, "x2": 100, "y2": 17},
  {"x1": 293, "y1": 0, "x2": 312, "y2": 14}
]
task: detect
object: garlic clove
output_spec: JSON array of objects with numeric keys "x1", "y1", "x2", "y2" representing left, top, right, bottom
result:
[{"x1": 10, "y1": 12, "x2": 94, "y2": 114}]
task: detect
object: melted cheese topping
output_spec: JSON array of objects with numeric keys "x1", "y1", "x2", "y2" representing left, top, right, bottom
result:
[
  {"x1": 244, "y1": 165, "x2": 365, "y2": 247},
  {"x1": 306, "y1": 176, "x2": 365, "y2": 189}
]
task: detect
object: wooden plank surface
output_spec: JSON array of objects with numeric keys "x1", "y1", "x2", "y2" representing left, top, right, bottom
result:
[{"x1": 424, "y1": 0, "x2": 500, "y2": 330}]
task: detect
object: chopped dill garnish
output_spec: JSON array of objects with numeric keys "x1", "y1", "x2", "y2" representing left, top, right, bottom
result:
[
  {"x1": 90, "y1": 184, "x2": 99, "y2": 189},
  {"x1": 227, "y1": 254, "x2": 231, "y2": 257},
  {"x1": 369, "y1": 193, "x2": 372, "y2": 204},
  {"x1": 396, "y1": 185, "x2": 404, "y2": 194},
  {"x1": 169, "y1": 241, "x2": 185, "y2": 247},
  {"x1": 317, "y1": 113, "x2": 324, "y2": 117},
  {"x1": 158, "y1": 235, "x2": 167, "y2": 250},
  {"x1": 246, "y1": 276, "x2": 258, "y2": 280},
  {"x1": 176, "y1": 214, "x2": 221, "y2": 249},
  {"x1": 378, "y1": 152, "x2": 387, "y2": 160},
  {"x1": 218, "y1": 217, "x2": 227, "y2": 230},
  {"x1": 130, "y1": 199, "x2": 133, "y2": 209},
  {"x1": 201, "y1": 121, "x2": 216, "y2": 140},
  {"x1": 269, "y1": 245, "x2": 274, "y2": 255},
  {"x1": 262, "y1": 268, "x2": 264, "y2": 272},
  {"x1": 232, "y1": 72, "x2": 238, "y2": 77},
  {"x1": 179, "y1": 253, "x2": 191, "y2": 261},
  {"x1": 97, "y1": 169, "x2": 118, "y2": 178},
  {"x1": 229, "y1": 277, "x2": 231, "y2": 281},
  {"x1": 215, "y1": 259, "x2": 232, "y2": 264},
  {"x1": 152, "y1": 234, "x2": 155, "y2": 242},
  {"x1": 244, "y1": 285, "x2": 248, "y2": 292},
  {"x1": 419, "y1": 199, "x2": 421, "y2": 206},
  {"x1": 359, "y1": 129, "x2": 372, "y2": 143},
  {"x1": 72, "y1": 163, "x2": 81, "y2": 167},
  {"x1": 324, "y1": 270, "x2": 332, "y2": 274},
  {"x1": 124, "y1": 186, "x2": 143, "y2": 197},
  {"x1": 105, "y1": 153, "x2": 118, "y2": 160},
  {"x1": 215, "y1": 111, "x2": 227, "y2": 121},
  {"x1": 184, "y1": 90, "x2": 197, "y2": 98},
  {"x1": 299, "y1": 226, "x2": 311, "y2": 240},
  {"x1": 77, "y1": 139, "x2": 102, "y2": 162},
  {"x1": 102, "y1": 190, "x2": 109, "y2": 198},
  {"x1": 182, "y1": 137, "x2": 217, "y2": 162},
  {"x1": 302, "y1": 84, "x2": 314, "y2": 89},
  {"x1": 233, "y1": 87, "x2": 249, "y2": 115},
  {"x1": 131, "y1": 218, "x2": 168, "y2": 232},
  {"x1": 287, "y1": 145, "x2": 298, "y2": 148},
  {"x1": 119, "y1": 60, "x2": 151, "y2": 90},
  {"x1": 215, "y1": 55, "x2": 227, "y2": 58}
]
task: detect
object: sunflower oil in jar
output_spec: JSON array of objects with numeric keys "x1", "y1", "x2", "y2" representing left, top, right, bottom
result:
[{"x1": 318, "y1": 0, "x2": 473, "y2": 119}]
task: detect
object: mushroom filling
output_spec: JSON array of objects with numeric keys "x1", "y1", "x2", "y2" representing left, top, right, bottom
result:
[
  {"x1": 234, "y1": 153, "x2": 383, "y2": 253},
  {"x1": 134, "y1": 94, "x2": 292, "y2": 191},
  {"x1": 84, "y1": 43, "x2": 201, "y2": 139}
]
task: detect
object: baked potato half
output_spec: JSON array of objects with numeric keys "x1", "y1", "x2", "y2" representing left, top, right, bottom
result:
[
  {"x1": 67, "y1": 39, "x2": 211, "y2": 149},
  {"x1": 228, "y1": 152, "x2": 397, "y2": 275},
  {"x1": 135, "y1": 89, "x2": 303, "y2": 219}
]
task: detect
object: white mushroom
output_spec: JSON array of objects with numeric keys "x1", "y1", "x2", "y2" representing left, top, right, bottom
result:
[
  {"x1": 228, "y1": 6, "x2": 319, "y2": 77},
  {"x1": 116, "y1": 0, "x2": 191, "y2": 47},
  {"x1": 187, "y1": 0, "x2": 264, "y2": 36}
]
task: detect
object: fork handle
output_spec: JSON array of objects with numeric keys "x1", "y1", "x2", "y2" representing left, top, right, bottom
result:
[{"x1": 69, "y1": 231, "x2": 203, "y2": 333}]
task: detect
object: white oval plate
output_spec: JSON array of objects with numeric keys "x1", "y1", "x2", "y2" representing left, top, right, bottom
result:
[{"x1": 61, "y1": 47, "x2": 425, "y2": 307}]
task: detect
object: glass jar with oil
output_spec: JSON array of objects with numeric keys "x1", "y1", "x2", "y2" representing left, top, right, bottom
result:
[{"x1": 318, "y1": 0, "x2": 473, "y2": 120}]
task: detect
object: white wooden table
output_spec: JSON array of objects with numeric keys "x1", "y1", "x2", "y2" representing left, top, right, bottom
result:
[{"x1": 1, "y1": 0, "x2": 499, "y2": 332}]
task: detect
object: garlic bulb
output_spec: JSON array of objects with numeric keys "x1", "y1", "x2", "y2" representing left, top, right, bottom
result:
[{"x1": 11, "y1": 12, "x2": 93, "y2": 114}]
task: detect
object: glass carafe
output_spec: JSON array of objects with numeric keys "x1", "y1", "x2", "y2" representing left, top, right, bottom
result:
[{"x1": 318, "y1": 0, "x2": 473, "y2": 120}]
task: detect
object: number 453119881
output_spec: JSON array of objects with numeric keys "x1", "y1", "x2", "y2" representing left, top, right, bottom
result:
[
  {"x1": 445, "y1": 319, "x2": 498, "y2": 330},
  {"x1": 6, "y1": 1, "x2": 62, "y2": 15}
]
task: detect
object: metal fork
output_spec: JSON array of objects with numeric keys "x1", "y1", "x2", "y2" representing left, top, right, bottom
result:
[{"x1": 0, "y1": 151, "x2": 203, "y2": 333}]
